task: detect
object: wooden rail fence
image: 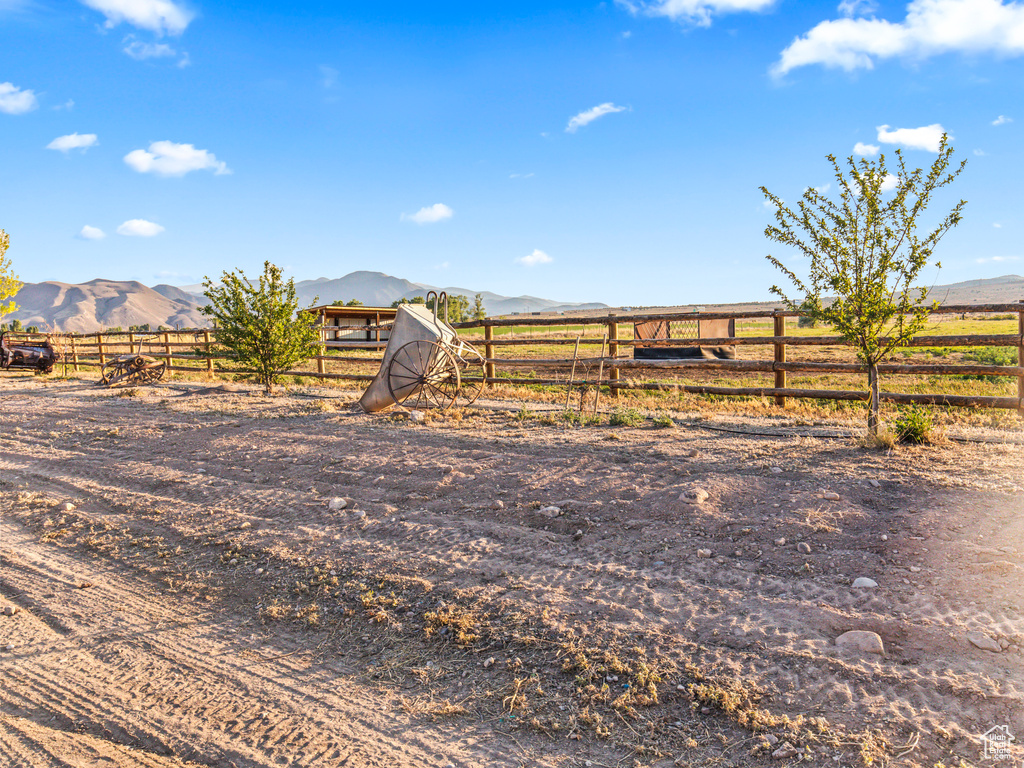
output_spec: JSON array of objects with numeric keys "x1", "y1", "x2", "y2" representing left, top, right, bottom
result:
[{"x1": 10, "y1": 301, "x2": 1024, "y2": 414}]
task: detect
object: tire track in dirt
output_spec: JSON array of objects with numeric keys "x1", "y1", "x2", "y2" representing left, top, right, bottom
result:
[
  {"x1": 2, "y1": 382, "x2": 1023, "y2": 765},
  {"x1": 0, "y1": 521, "x2": 526, "y2": 768}
]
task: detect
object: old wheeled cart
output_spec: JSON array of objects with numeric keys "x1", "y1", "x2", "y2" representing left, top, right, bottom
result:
[
  {"x1": 100, "y1": 336, "x2": 167, "y2": 387},
  {"x1": 0, "y1": 332, "x2": 61, "y2": 374},
  {"x1": 359, "y1": 292, "x2": 485, "y2": 412}
]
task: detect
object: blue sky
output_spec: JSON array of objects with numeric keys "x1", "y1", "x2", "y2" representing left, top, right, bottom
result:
[{"x1": 1, "y1": 0, "x2": 1022, "y2": 305}]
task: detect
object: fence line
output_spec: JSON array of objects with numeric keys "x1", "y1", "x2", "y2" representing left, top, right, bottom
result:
[{"x1": 6, "y1": 301, "x2": 1023, "y2": 414}]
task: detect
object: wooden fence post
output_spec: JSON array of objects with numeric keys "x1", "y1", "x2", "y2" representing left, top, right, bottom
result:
[
  {"x1": 71, "y1": 335, "x2": 79, "y2": 372},
  {"x1": 774, "y1": 311, "x2": 787, "y2": 407},
  {"x1": 97, "y1": 333, "x2": 105, "y2": 367},
  {"x1": 164, "y1": 332, "x2": 172, "y2": 370},
  {"x1": 608, "y1": 316, "x2": 620, "y2": 399},
  {"x1": 484, "y1": 324, "x2": 495, "y2": 386},
  {"x1": 1018, "y1": 300, "x2": 1024, "y2": 418},
  {"x1": 204, "y1": 330, "x2": 214, "y2": 374}
]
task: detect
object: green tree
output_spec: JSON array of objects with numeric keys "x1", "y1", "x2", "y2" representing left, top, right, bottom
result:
[
  {"x1": 391, "y1": 296, "x2": 426, "y2": 308},
  {"x1": 201, "y1": 261, "x2": 319, "y2": 394},
  {"x1": 330, "y1": 299, "x2": 365, "y2": 307},
  {"x1": 472, "y1": 293, "x2": 486, "y2": 321},
  {"x1": 427, "y1": 293, "x2": 470, "y2": 323},
  {"x1": 0, "y1": 229, "x2": 23, "y2": 325},
  {"x1": 761, "y1": 136, "x2": 965, "y2": 437}
]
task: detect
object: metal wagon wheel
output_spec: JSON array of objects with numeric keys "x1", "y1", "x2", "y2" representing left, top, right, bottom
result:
[
  {"x1": 101, "y1": 356, "x2": 167, "y2": 387},
  {"x1": 454, "y1": 342, "x2": 486, "y2": 407},
  {"x1": 131, "y1": 358, "x2": 167, "y2": 385},
  {"x1": 386, "y1": 340, "x2": 461, "y2": 410}
]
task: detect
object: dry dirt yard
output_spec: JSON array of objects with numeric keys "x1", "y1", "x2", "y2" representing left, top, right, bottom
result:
[{"x1": 0, "y1": 376, "x2": 1022, "y2": 768}]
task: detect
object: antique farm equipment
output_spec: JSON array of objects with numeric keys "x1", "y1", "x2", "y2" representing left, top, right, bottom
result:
[
  {"x1": 0, "y1": 332, "x2": 60, "y2": 374},
  {"x1": 100, "y1": 336, "x2": 167, "y2": 387},
  {"x1": 359, "y1": 292, "x2": 486, "y2": 412}
]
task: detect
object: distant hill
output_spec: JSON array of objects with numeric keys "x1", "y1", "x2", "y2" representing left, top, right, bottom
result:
[
  {"x1": 925, "y1": 274, "x2": 1024, "y2": 305},
  {"x1": 9, "y1": 279, "x2": 207, "y2": 333},
  {"x1": 183, "y1": 271, "x2": 607, "y2": 316}
]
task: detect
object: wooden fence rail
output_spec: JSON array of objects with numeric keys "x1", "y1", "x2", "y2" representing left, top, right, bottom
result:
[{"x1": 9, "y1": 300, "x2": 1024, "y2": 415}]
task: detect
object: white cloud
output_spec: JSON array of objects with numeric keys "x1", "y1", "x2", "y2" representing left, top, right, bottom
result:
[
  {"x1": 78, "y1": 225, "x2": 106, "y2": 240},
  {"x1": 973, "y1": 148, "x2": 986, "y2": 155},
  {"x1": 617, "y1": 0, "x2": 774, "y2": 27},
  {"x1": 839, "y1": 0, "x2": 878, "y2": 16},
  {"x1": 880, "y1": 173, "x2": 900, "y2": 191},
  {"x1": 124, "y1": 141, "x2": 230, "y2": 177},
  {"x1": 80, "y1": 0, "x2": 193, "y2": 36},
  {"x1": 992, "y1": 114, "x2": 1013, "y2": 125},
  {"x1": 53, "y1": 99, "x2": 75, "y2": 111},
  {"x1": 516, "y1": 249, "x2": 553, "y2": 267},
  {"x1": 320, "y1": 65, "x2": 339, "y2": 89},
  {"x1": 975, "y1": 255, "x2": 1020, "y2": 263},
  {"x1": 853, "y1": 141, "x2": 880, "y2": 155},
  {"x1": 876, "y1": 123, "x2": 946, "y2": 152},
  {"x1": 993, "y1": 222, "x2": 1002, "y2": 227},
  {"x1": 566, "y1": 102, "x2": 627, "y2": 133},
  {"x1": 47, "y1": 133, "x2": 99, "y2": 152},
  {"x1": 401, "y1": 203, "x2": 453, "y2": 224},
  {"x1": 773, "y1": 0, "x2": 1024, "y2": 77},
  {"x1": 123, "y1": 38, "x2": 177, "y2": 59},
  {"x1": 117, "y1": 219, "x2": 165, "y2": 237},
  {"x1": 0, "y1": 82, "x2": 38, "y2": 114},
  {"x1": 810, "y1": 183, "x2": 831, "y2": 194}
]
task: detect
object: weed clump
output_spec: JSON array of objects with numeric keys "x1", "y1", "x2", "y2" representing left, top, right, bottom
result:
[
  {"x1": 609, "y1": 408, "x2": 644, "y2": 427},
  {"x1": 424, "y1": 603, "x2": 480, "y2": 646},
  {"x1": 892, "y1": 406, "x2": 935, "y2": 445}
]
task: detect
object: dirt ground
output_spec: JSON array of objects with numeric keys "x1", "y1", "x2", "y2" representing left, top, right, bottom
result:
[{"x1": 1, "y1": 376, "x2": 1022, "y2": 768}]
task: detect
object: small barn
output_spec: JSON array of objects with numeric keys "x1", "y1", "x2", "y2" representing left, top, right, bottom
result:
[{"x1": 306, "y1": 305, "x2": 397, "y2": 349}]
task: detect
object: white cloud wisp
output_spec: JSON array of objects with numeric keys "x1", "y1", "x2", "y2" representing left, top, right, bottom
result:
[
  {"x1": 0, "y1": 82, "x2": 38, "y2": 114},
  {"x1": 47, "y1": 133, "x2": 99, "y2": 152},
  {"x1": 516, "y1": 249, "x2": 553, "y2": 267},
  {"x1": 124, "y1": 38, "x2": 177, "y2": 59},
  {"x1": 80, "y1": 0, "x2": 193, "y2": 36},
  {"x1": 401, "y1": 203, "x2": 453, "y2": 225},
  {"x1": 876, "y1": 123, "x2": 946, "y2": 152},
  {"x1": 117, "y1": 219, "x2": 165, "y2": 237},
  {"x1": 124, "y1": 141, "x2": 230, "y2": 177},
  {"x1": 773, "y1": 0, "x2": 1024, "y2": 77},
  {"x1": 566, "y1": 103, "x2": 627, "y2": 133},
  {"x1": 617, "y1": 0, "x2": 775, "y2": 27},
  {"x1": 992, "y1": 114, "x2": 1013, "y2": 125},
  {"x1": 78, "y1": 225, "x2": 106, "y2": 240},
  {"x1": 853, "y1": 141, "x2": 880, "y2": 156}
]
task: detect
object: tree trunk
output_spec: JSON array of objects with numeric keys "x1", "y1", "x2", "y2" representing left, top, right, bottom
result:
[{"x1": 867, "y1": 361, "x2": 880, "y2": 436}]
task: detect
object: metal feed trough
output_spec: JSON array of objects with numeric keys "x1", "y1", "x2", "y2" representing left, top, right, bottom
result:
[
  {"x1": 0, "y1": 332, "x2": 60, "y2": 374},
  {"x1": 359, "y1": 292, "x2": 485, "y2": 412}
]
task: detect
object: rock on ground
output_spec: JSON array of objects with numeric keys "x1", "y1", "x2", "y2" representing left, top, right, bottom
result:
[{"x1": 836, "y1": 630, "x2": 885, "y2": 655}]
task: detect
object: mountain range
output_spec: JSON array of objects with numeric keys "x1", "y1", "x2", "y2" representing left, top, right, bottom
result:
[
  {"x1": 6, "y1": 271, "x2": 609, "y2": 332},
  {"x1": 5, "y1": 271, "x2": 1021, "y2": 332}
]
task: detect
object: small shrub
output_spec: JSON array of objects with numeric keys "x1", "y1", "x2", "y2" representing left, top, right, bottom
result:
[
  {"x1": 891, "y1": 406, "x2": 934, "y2": 445},
  {"x1": 652, "y1": 414, "x2": 675, "y2": 429},
  {"x1": 609, "y1": 408, "x2": 643, "y2": 427},
  {"x1": 513, "y1": 406, "x2": 534, "y2": 422}
]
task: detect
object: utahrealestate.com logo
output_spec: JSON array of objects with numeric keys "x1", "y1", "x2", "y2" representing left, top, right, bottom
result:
[{"x1": 981, "y1": 725, "x2": 1017, "y2": 761}]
